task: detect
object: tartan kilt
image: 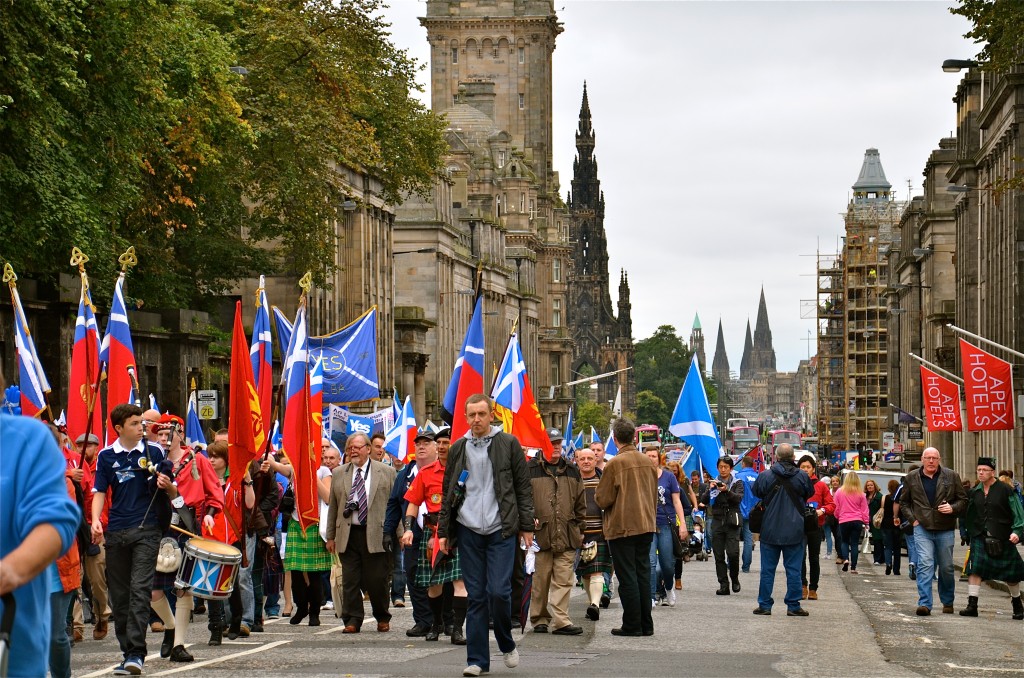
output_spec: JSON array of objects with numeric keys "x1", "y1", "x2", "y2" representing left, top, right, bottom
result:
[
  {"x1": 414, "y1": 535, "x2": 461, "y2": 587},
  {"x1": 283, "y1": 519, "x2": 332, "y2": 572},
  {"x1": 964, "y1": 536, "x2": 1024, "y2": 583},
  {"x1": 575, "y1": 538, "x2": 612, "y2": 577}
]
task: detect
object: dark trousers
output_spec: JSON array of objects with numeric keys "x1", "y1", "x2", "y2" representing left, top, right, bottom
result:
[
  {"x1": 340, "y1": 526, "x2": 392, "y2": 626},
  {"x1": 208, "y1": 587, "x2": 242, "y2": 630},
  {"x1": 105, "y1": 527, "x2": 160, "y2": 659},
  {"x1": 882, "y1": 529, "x2": 902, "y2": 574},
  {"x1": 456, "y1": 522, "x2": 516, "y2": 672},
  {"x1": 838, "y1": 521, "x2": 864, "y2": 570},
  {"x1": 608, "y1": 532, "x2": 654, "y2": 635},
  {"x1": 509, "y1": 541, "x2": 526, "y2": 627},
  {"x1": 403, "y1": 540, "x2": 431, "y2": 627},
  {"x1": 710, "y1": 521, "x2": 740, "y2": 587},
  {"x1": 288, "y1": 570, "x2": 323, "y2": 620},
  {"x1": 802, "y1": 527, "x2": 821, "y2": 590},
  {"x1": 250, "y1": 538, "x2": 266, "y2": 622}
]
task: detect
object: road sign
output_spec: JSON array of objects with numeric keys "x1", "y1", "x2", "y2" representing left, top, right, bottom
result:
[
  {"x1": 197, "y1": 389, "x2": 218, "y2": 420},
  {"x1": 893, "y1": 443, "x2": 904, "y2": 453},
  {"x1": 882, "y1": 432, "x2": 895, "y2": 450},
  {"x1": 908, "y1": 423, "x2": 923, "y2": 440}
]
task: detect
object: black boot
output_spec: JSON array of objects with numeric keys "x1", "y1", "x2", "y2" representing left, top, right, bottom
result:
[
  {"x1": 227, "y1": 617, "x2": 241, "y2": 640},
  {"x1": 959, "y1": 595, "x2": 979, "y2": 617},
  {"x1": 289, "y1": 572, "x2": 309, "y2": 625},
  {"x1": 425, "y1": 595, "x2": 443, "y2": 641},
  {"x1": 450, "y1": 597, "x2": 467, "y2": 646},
  {"x1": 715, "y1": 584, "x2": 730, "y2": 596},
  {"x1": 160, "y1": 629, "x2": 175, "y2": 658},
  {"x1": 208, "y1": 624, "x2": 223, "y2": 646},
  {"x1": 1011, "y1": 596, "x2": 1023, "y2": 620},
  {"x1": 169, "y1": 645, "x2": 194, "y2": 663}
]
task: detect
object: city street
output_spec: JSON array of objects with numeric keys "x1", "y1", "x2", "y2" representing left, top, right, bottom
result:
[{"x1": 70, "y1": 541, "x2": 1023, "y2": 677}]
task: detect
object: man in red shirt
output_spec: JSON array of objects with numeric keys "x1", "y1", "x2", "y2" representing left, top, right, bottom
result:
[{"x1": 72, "y1": 432, "x2": 110, "y2": 640}]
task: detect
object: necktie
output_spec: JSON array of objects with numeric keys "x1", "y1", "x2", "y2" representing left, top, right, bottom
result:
[{"x1": 354, "y1": 468, "x2": 368, "y2": 524}]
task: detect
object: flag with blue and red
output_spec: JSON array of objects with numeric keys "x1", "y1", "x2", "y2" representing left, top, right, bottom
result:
[
  {"x1": 383, "y1": 395, "x2": 416, "y2": 462},
  {"x1": 67, "y1": 283, "x2": 102, "y2": 443},
  {"x1": 441, "y1": 296, "x2": 485, "y2": 439},
  {"x1": 491, "y1": 332, "x2": 553, "y2": 460},
  {"x1": 100, "y1": 274, "x2": 137, "y2": 442},
  {"x1": 9, "y1": 280, "x2": 50, "y2": 418},
  {"x1": 281, "y1": 303, "x2": 319, "y2": 531},
  {"x1": 250, "y1": 276, "x2": 273, "y2": 424}
]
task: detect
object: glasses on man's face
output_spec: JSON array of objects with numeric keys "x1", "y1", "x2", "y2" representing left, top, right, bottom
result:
[{"x1": 347, "y1": 443, "x2": 368, "y2": 453}]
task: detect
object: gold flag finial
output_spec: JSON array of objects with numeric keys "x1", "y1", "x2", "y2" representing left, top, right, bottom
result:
[
  {"x1": 118, "y1": 246, "x2": 138, "y2": 272},
  {"x1": 2, "y1": 263, "x2": 16, "y2": 285},
  {"x1": 190, "y1": 377, "x2": 197, "y2": 391},
  {"x1": 298, "y1": 271, "x2": 313, "y2": 294},
  {"x1": 70, "y1": 247, "x2": 90, "y2": 270}
]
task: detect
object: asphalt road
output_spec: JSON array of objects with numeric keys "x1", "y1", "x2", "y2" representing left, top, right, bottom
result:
[{"x1": 69, "y1": 539, "x2": 1022, "y2": 677}]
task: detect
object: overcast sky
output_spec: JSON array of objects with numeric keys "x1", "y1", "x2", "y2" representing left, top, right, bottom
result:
[{"x1": 380, "y1": 0, "x2": 975, "y2": 372}]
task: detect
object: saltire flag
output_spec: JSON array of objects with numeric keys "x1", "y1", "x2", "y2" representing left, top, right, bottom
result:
[
  {"x1": 491, "y1": 333, "x2": 553, "y2": 460},
  {"x1": 272, "y1": 306, "x2": 293, "y2": 363},
  {"x1": 920, "y1": 366, "x2": 962, "y2": 432},
  {"x1": 612, "y1": 385, "x2": 622, "y2": 417},
  {"x1": 100, "y1": 274, "x2": 137, "y2": 443},
  {"x1": 892, "y1": 405, "x2": 921, "y2": 424},
  {"x1": 186, "y1": 382, "x2": 207, "y2": 448},
  {"x1": 423, "y1": 419, "x2": 441, "y2": 435},
  {"x1": 281, "y1": 302, "x2": 319, "y2": 531},
  {"x1": 590, "y1": 425, "x2": 600, "y2": 446},
  {"x1": 440, "y1": 296, "x2": 485, "y2": 438},
  {"x1": 148, "y1": 394, "x2": 159, "y2": 412},
  {"x1": 604, "y1": 432, "x2": 618, "y2": 458},
  {"x1": 250, "y1": 276, "x2": 273, "y2": 425},
  {"x1": 572, "y1": 430, "x2": 584, "y2": 454},
  {"x1": 7, "y1": 272, "x2": 51, "y2": 418},
  {"x1": 383, "y1": 395, "x2": 416, "y2": 462},
  {"x1": 563, "y1": 406, "x2": 576, "y2": 459},
  {"x1": 227, "y1": 301, "x2": 267, "y2": 529},
  {"x1": 67, "y1": 279, "x2": 102, "y2": 443},
  {"x1": 681, "y1": 447, "x2": 699, "y2": 476},
  {"x1": 668, "y1": 355, "x2": 722, "y2": 475},
  {"x1": 391, "y1": 386, "x2": 403, "y2": 424},
  {"x1": 959, "y1": 339, "x2": 1015, "y2": 431},
  {"x1": 307, "y1": 308, "x2": 379, "y2": 403}
]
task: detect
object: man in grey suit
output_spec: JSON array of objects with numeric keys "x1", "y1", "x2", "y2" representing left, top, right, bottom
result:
[{"x1": 326, "y1": 432, "x2": 398, "y2": 633}]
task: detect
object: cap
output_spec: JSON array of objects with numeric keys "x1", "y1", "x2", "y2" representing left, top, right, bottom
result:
[
  {"x1": 158, "y1": 413, "x2": 184, "y2": 427},
  {"x1": 434, "y1": 426, "x2": 452, "y2": 441},
  {"x1": 547, "y1": 428, "x2": 563, "y2": 442},
  {"x1": 76, "y1": 433, "x2": 100, "y2": 445},
  {"x1": 414, "y1": 430, "x2": 435, "y2": 443},
  {"x1": 977, "y1": 456, "x2": 997, "y2": 469}
]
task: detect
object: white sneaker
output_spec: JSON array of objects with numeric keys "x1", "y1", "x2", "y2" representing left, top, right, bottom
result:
[
  {"x1": 652, "y1": 599, "x2": 656, "y2": 609},
  {"x1": 463, "y1": 666, "x2": 484, "y2": 677},
  {"x1": 668, "y1": 590, "x2": 676, "y2": 607},
  {"x1": 503, "y1": 648, "x2": 519, "y2": 668},
  {"x1": 324, "y1": 600, "x2": 334, "y2": 610}
]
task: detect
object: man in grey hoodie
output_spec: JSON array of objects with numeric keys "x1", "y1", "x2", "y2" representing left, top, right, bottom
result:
[{"x1": 437, "y1": 394, "x2": 534, "y2": 678}]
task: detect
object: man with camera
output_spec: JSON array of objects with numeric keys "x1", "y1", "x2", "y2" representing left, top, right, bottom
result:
[
  {"x1": 326, "y1": 432, "x2": 397, "y2": 633},
  {"x1": 700, "y1": 456, "x2": 744, "y2": 596}
]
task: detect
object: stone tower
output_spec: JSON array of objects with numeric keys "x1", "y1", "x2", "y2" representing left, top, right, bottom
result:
[
  {"x1": 711, "y1": 319, "x2": 730, "y2": 384},
  {"x1": 748, "y1": 287, "x2": 777, "y2": 376},
  {"x1": 567, "y1": 83, "x2": 635, "y2": 411},
  {"x1": 739, "y1": 320, "x2": 754, "y2": 380},
  {"x1": 690, "y1": 313, "x2": 706, "y2": 375}
]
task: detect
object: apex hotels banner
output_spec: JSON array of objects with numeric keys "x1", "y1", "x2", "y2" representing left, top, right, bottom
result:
[
  {"x1": 920, "y1": 366, "x2": 962, "y2": 432},
  {"x1": 959, "y1": 339, "x2": 1015, "y2": 431}
]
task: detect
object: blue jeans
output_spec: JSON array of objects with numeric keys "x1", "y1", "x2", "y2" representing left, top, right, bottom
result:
[
  {"x1": 649, "y1": 524, "x2": 675, "y2": 598},
  {"x1": 838, "y1": 521, "x2": 863, "y2": 570},
  {"x1": 741, "y1": 518, "x2": 753, "y2": 571},
  {"x1": 905, "y1": 530, "x2": 918, "y2": 566},
  {"x1": 757, "y1": 541, "x2": 804, "y2": 612},
  {"x1": 49, "y1": 589, "x2": 75, "y2": 678},
  {"x1": 391, "y1": 548, "x2": 406, "y2": 603},
  {"x1": 913, "y1": 526, "x2": 955, "y2": 609},
  {"x1": 456, "y1": 523, "x2": 516, "y2": 671},
  {"x1": 824, "y1": 523, "x2": 833, "y2": 555},
  {"x1": 240, "y1": 536, "x2": 256, "y2": 625}
]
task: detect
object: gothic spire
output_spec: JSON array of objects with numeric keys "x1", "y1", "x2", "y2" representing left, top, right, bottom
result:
[
  {"x1": 712, "y1": 319, "x2": 730, "y2": 381},
  {"x1": 739, "y1": 319, "x2": 753, "y2": 380},
  {"x1": 750, "y1": 287, "x2": 777, "y2": 374}
]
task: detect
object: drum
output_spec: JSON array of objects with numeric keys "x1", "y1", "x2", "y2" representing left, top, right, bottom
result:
[{"x1": 175, "y1": 538, "x2": 242, "y2": 600}]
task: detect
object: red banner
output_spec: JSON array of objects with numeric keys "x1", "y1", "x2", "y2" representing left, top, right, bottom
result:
[
  {"x1": 920, "y1": 366, "x2": 962, "y2": 432},
  {"x1": 960, "y1": 339, "x2": 1015, "y2": 431}
]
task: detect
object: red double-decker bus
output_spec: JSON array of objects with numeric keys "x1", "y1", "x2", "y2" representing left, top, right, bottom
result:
[
  {"x1": 724, "y1": 426, "x2": 759, "y2": 456},
  {"x1": 634, "y1": 424, "x2": 662, "y2": 449}
]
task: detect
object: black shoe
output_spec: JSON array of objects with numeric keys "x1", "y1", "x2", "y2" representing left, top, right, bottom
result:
[
  {"x1": 752, "y1": 608, "x2": 771, "y2": 615},
  {"x1": 451, "y1": 627, "x2": 466, "y2": 645},
  {"x1": 959, "y1": 596, "x2": 979, "y2": 617},
  {"x1": 406, "y1": 623, "x2": 431, "y2": 637},
  {"x1": 1011, "y1": 596, "x2": 1023, "y2": 620},
  {"x1": 842, "y1": 560, "x2": 850, "y2": 572},
  {"x1": 208, "y1": 625, "x2": 223, "y2": 646},
  {"x1": 308, "y1": 614, "x2": 321, "y2": 627},
  {"x1": 909, "y1": 564, "x2": 917, "y2": 581},
  {"x1": 289, "y1": 607, "x2": 308, "y2": 625},
  {"x1": 599, "y1": 593, "x2": 610, "y2": 609},
  {"x1": 715, "y1": 585, "x2": 730, "y2": 596},
  {"x1": 585, "y1": 604, "x2": 599, "y2": 621},
  {"x1": 787, "y1": 608, "x2": 809, "y2": 617},
  {"x1": 227, "y1": 619, "x2": 241, "y2": 640},
  {"x1": 160, "y1": 629, "x2": 175, "y2": 658},
  {"x1": 552, "y1": 624, "x2": 583, "y2": 636},
  {"x1": 444, "y1": 624, "x2": 454, "y2": 637},
  {"x1": 425, "y1": 623, "x2": 442, "y2": 641},
  {"x1": 885, "y1": 566, "x2": 892, "y2": 575},
  {"x1": 250, "y1": 622, "x2": 264, "y2": 633},
  {"x1": 532, "y1": 623, "x2": 548, "y2": 633},
  {"x1": 732, "y1": 580, "x2": 741, "y2": 593},
  {"x1": 610, "y1": 627, "x2": 642, "y2": 636},
  {"x1": 193, "y1": 600, "x2": 207, "y2": 615},
  {"x1": 169, "y1": 645, "x2": 194, "y2": 663}
]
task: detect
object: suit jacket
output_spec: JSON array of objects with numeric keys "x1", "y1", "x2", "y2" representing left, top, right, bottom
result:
[{"x1": 326, "y1": 459, "x2": 396, "y2": 554}]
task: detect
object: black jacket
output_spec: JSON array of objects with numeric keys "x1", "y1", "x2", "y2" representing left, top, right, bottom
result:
[{"x1": 898, "y1": 466, "x2": 967, "y2": 532}]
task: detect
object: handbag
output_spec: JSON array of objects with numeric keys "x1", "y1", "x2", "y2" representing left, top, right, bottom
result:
[
  {"x1": 983, "y1": 536, "x2": 1004, "y2": 559},
  {"x1": 670, "y1": 529, "x2": 684, "y2": 559},
  {"x1": 748, "y1": 501, "x2": 766, "y2": 533},
  {"x1": 871, "y1": 506, "x2": 885, "y2": 530},
  {"x1": 780, "y1": 480, "x2": 817, "y2": 533}
]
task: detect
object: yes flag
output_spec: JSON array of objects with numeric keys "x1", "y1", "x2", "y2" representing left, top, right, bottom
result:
[
  {"x1": 7, "y1": 271, "x2": 51, "y2": 418},
  {"x1": 920, "y1": 366, "x2": 962, "y2": 432},
  {"x1": 308, "y1": 308, "x2": 379, "y2": 403},
  {"x1": 68, "y1": 282, "x2": 102, "y2": 443},
  {"x1": 669, "y1": 355, "x2": 722, "y2": 475},
  {"x1": 282, "y1": 302, "x2": 320, "y2": 531},
  {"x1": 959, "y1": 339, "x2": 1015, "y2": 431},
  {"x1": 491, "y1": 333, "x2": 553, "y2": 460},
  {"x1": 251, "y1": 277, "x2": 273, "y2": 424},
  {"x1": 383, "y1": 395, "x2": 417, "y2": 462},
  {"x1": 441, "y1": 296, "x2": 485, "y2": 439},
  {"x1": 101, "y1": 274, "x2": 137, "y2": 443},
  {"x1": 228, "y1": 301, "x2": 266, "y2": 515}
]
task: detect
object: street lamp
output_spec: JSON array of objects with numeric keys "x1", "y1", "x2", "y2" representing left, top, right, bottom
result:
[
  {"x1": 911, "y1": 247, "x2": 932, "y2": 260},
  {"x1": 941, "y1": 59, "x2": 979, "y2": 73}
]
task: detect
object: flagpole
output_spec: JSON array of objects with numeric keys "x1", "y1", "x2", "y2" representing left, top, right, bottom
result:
[
  {"x1": 945, "y1": 323, "x2": 1024, "y2": 360},
  {"x1": 72, "y1": 248, "x2": 102, "y2": 467},
  {"x1": 3, "y1": 263, "x2": 54, "y2": 420},
  {"x1": 117, "y1": 247, "x2": 141, "y2": 406},
  {"x1": 908, "y1": 353, "x2": 963, "y2": 384}
]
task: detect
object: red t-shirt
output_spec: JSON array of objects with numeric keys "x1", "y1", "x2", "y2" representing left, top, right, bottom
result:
[
  {"x1": 404, "y1": 461, "x2": 446, "y2": 513},
  {"x1": 170, "y1": 447, "x2": 224, "y2": 517}
]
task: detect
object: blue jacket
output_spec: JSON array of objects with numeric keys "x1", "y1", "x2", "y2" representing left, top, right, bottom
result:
[
  {"x1": 734, "y1": 466, "x2": 759, "y2": 519},
  {"x1": 384, "y1": 461, "x2": 422, "y2": 542},
  {"x1": 0, "y1": 415, "x2": 81, "y2": 678},
  {"x1": 752, "y1": 461, "x2": 814, "y2": 546}
]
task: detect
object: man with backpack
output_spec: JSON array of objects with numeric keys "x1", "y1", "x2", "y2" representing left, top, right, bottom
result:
[{"x1": 734, "y1": 456, "x2": 759, "y2": 573}]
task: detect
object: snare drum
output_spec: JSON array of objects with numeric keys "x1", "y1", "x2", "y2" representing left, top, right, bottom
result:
[{"x1": 175, "y1": 538, "x2": 242, "y2": 600}]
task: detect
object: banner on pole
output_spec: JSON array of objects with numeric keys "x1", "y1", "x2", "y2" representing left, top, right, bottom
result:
[{"x1": 959, "y1": 339, "x2": 1015, "y2": 431}]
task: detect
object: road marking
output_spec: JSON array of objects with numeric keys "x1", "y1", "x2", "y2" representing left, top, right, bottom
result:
[
  {"x1": 944, "y1": 663, "x2": 1024, "y2": 673},
  {"x1": 313, "y1": 624, "x2": 352, "y2": 635},
  {"x1": 150, "y1": 640, "x2": 292, "y2": 676},
  {"x1": 79, "y1": 666, "x2": 123, "y2": 678}
]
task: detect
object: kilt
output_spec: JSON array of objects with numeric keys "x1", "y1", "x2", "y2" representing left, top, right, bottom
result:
[
  {"x1": 414, "y1": 534, "x2": 461, "y2": 587},
  {"x1": 283, "y1": 519, "x2": 332, "y2": 572},
  {"x1": 153, "y1": 531, "x2": 191, "y2": 589},
  {"x1": 575, "y1": 538, "x2": 612, "y2": 578},
  {"x1": 964, "y1": 536, "x2": 1024, "y2": 583}
]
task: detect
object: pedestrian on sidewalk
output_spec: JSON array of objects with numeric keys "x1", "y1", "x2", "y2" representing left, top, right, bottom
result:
[
  {"x1": 751, "y1": 444, "x2": 814, "y2": 617},
  {"x1": 959, "y1": 457, "x2": 1024, "y2": 620},
  {"x1": 798, "y1": 455, "x2": 834, "y2": 600},
  {"x1": 834, "y1": 472, "x2": 869, "y2": 574},
  {"x1": 882, "y1": 479, "x2": 902, "y2": 576},
  {"x1": 646, "y1": 448, "x2": 688, "y2": 606},
  {"x1": 700, "y1": 456, "x2": 742, "y2": 597},
  {"x1": 735, "y1": 456, "x2": 759, "y2": 573}
]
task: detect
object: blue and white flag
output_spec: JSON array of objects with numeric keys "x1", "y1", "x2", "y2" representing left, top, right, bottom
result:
[
  {"x1": 563, "y1": 406, "x2": 576, "y2": 457},
  {"x1": 272, "y1": 306, "x2": 293, "y2": 361},
  {"x1": 308, "y1": 308, "x2": 379, "y2": 404},
  {"x1": 590, "y1": 425, "x2": 600, "y2": 446},
  {"x1": 572, "y1": 430, "x2": 584, "y2": 453},
  {"x1": 604, "y1": 433, "x2": 618, "y2": 458},
  {"x1": 186, "y1": 387, "x2": 207, "y2": 449},
  {"x1": 669, "y1": 355, "x2": 722, "y2": 475},
  {"x1": 148, "y1": 393, "x2": 159, "y2": 412}
]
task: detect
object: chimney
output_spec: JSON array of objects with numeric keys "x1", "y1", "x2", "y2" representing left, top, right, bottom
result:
[{"x1": 460, "y1": 80, "x2": 496, "y2": 121}]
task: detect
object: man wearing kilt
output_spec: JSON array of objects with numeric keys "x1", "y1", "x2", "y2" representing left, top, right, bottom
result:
[
  {"x1": 960, "y1": 456, "x2": 1024, "y2": 620},
  {"x1": 400, "y1": 430, "x2": 468, "y2": 644},
  {"x1": 575, "y1": 446, "x2": 612, "y2": 621}
]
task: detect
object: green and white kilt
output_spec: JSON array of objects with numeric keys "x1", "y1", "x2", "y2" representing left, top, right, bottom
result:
[
  {"x1": 283, "y1": 519, "x2": 333, "y2": 572},
  {"x1": 414, "y1": 534, "x2": 461, "y2": 587},
  {"x1": 964, "y1": 536, "x2": 1024, "y2": 583},
  {"x1": 575, "y1": 538, "x2": 613, "y2": 578}
]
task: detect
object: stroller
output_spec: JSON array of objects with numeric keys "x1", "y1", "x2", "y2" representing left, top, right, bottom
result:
[{"x1": 689, "y1": 511, "x2": 709, "y2": 562}]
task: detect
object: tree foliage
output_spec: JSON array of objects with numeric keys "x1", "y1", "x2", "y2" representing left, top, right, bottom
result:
[
  {"x1": 635, "y1": 389, "x2": 668, "y2": 429},
  {"x1": 634, "y1": 325, "x2": 692, "y2": 420},
  {"x1": 574, "y1": 400, "x2": 613, "y2": 440},
  {"x1": 950, "y1": 0, "x2": 1024, "y2": 74},
  {"x1": 0, "y1": 0, "x2": 446, "y2": 306}
]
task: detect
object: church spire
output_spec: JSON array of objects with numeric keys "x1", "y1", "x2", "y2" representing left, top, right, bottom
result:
[
  {"x1": 750, "y1": 287, "x2": 777, "y2": 375},
  {"x1": 571, "y1": 82, "x2": 599, "y2": 211},
  {"x1": 690, "y1": 313, "x2": 706, "y2": 375},
  {"x1": 740, "y1": 319, "x2": 753, "y2": 380},
  {"x1": 712, "y1": 319, "x2": 730, "y2": 382}
]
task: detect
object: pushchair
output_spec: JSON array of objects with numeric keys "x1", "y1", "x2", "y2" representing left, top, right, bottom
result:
[{"x1": 689, "y1": 510, "x2": 709, "y2": 561}]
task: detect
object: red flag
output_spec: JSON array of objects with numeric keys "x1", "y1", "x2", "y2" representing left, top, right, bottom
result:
[
  {"x1": 491, "y1": 333, "x2": 553, "y2": 460},
  {"x1": 281, "y1": 303, "x2": 320, "y2": 531},
  {"x1": 743, "y1": 445, "x2": 765, "y2": 472},
  {"x1": 228, "y1": 301, "x2": 266, "y2": 521},
  {"x1": 68, "y1": 281, "x2": 103, "y2": 447},
  {"x1": 959, "y1": 339, "x2": 1015, "y2": 431},
  {"x1": 920, "y1": 366, "x2": 962, "y2": 432}
]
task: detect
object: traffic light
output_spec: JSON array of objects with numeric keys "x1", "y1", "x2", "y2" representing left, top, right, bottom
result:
[{"x1": 860, "y1": 449, "x2": 872, "y2": 468}]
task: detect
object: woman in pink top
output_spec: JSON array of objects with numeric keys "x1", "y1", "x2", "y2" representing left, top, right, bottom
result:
[{"x1": 834, "y1": 472, "x2": 870, "y2": 574}]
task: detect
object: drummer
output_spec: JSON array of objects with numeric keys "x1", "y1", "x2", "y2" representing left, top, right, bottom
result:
[
  {"x1": 151, "y1": 414, "x2": 223, "y2": 662},
  {"x1": 205, "y1": 441, "x2": 256, "y2": 645},
  {"x1": 400, "y1": 430, "x2": 468, "y2": 645}
]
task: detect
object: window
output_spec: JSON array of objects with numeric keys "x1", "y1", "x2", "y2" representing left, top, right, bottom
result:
[
  {"x1": 451, "y1": 47, "x2": 458, "y2": 64},
  {"x1": 550, "y1": 354, "x2": 560, "y2": 388},
  {"x1": 552, "y1": 299, "x2": 562, "y2": 327},
  {"x1": 493, "y1": 48, "x2": 499, "y2": 59},
  {"x1": 453, "y1": 94, "x2": 458, "y2": 106},
  {"x1": 518, "y1": 93, "x2": 525, "y2": 109},
  {"x1": 518, "y1": 47, "x2": 525, "y2": 64},
  {"x1": 552, "y1": 258, "x2": 561, "y2": 282},
  {"x1": 497, "y1": 150, "x2": 505, "y2": 167},
  {"x1": 519, "y1": 192, "x2": 525, "y2": 213}
]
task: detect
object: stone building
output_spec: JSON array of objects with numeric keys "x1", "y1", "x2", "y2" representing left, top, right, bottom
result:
[
  {"x1": 711, "y1": 318, "x2": 730, "y2": 385},
  {"x1": 690, "y1": 314, "x2": 706, "y2": 376}
]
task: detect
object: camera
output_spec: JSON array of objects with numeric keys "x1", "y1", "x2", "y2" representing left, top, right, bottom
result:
[{"x1": 342, "y1": 500, "x2": 359, "y2": 519}]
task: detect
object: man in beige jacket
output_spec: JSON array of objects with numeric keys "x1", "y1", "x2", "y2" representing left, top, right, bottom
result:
[{"x1": 596, "y1": 418, "x2": 658, "y2": 637}]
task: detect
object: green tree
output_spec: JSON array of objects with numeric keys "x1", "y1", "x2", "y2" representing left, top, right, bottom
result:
[
  {"x1": 634, "y1": 325, "x2": 692, "y2": 417},
  {"x1": 950, "y1": 0, "x2": 1024, "y2": 74},
  {"x1": 635, "y1": 390, "x2": 668, "y2": 429},
  {"x1": 575, "y1": 400, "x2": 612, "y2": 440}
]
